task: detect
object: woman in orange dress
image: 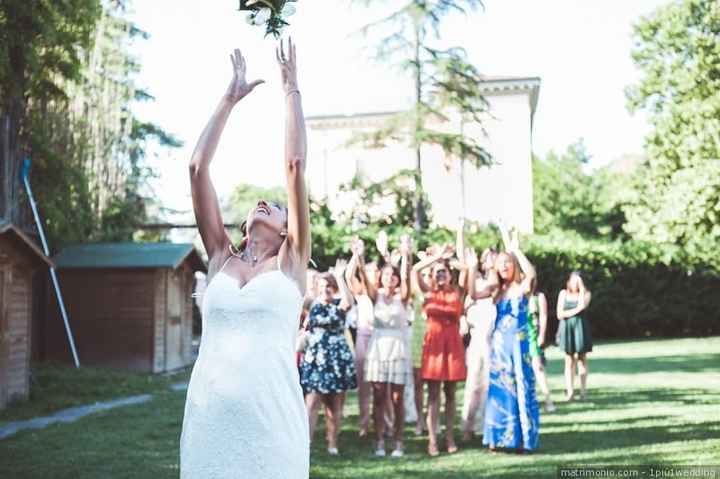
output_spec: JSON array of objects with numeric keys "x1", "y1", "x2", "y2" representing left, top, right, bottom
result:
[{"x1": 412, "y1": 244, "x2": 468, "y2": 456}]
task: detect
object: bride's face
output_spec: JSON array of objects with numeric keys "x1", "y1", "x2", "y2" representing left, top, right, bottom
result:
[{"x1": 245, "y1": 200, "x2": 287, "y2": 236}]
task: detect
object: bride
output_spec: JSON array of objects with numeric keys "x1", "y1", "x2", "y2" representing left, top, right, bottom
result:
[{"x1": 181, "y1": 38, "x2": 310, "y2": 478}]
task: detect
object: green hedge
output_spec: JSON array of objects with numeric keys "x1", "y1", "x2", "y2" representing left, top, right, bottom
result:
[
  {"x1": 525, "y1": 234, "x2": 720, "y2": 339},
  {"x1": 310, "y1": 223, "x2": 720, "y2": 339}
]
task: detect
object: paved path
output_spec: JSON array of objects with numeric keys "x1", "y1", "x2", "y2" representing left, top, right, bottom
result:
[{"x1": 0, "y1": 382, "x2": 188, "y2": 440}]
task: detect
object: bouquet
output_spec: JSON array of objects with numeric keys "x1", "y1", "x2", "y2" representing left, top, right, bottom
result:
[{"x1": 238, "y1": 0, "x2": 298, "y2": 38}]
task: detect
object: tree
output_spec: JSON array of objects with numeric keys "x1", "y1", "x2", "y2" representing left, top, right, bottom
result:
[
  {"x1": 0, "y1": 1, "x2": 180, "y2": 246},
  {"x1": 533, "y1": 140, "x2": 629, "y2": 239},
  {"x1": 0, "y1": 0, "x2": 100, "y2": 227},
  {"x1": 625, "y1": 0, "x2": 720, "y2": 270},
  {"x1": 352, "y1": 0, "x2": 491, "y2": 232}
]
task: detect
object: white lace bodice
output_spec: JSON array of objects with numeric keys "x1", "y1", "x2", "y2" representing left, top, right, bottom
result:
[
  {"x1": 180, "y1": 263, "x2": 309, "y2": 479},
  {"x1": 373, "y1": 292, "x2": 409, "y2": 330}
]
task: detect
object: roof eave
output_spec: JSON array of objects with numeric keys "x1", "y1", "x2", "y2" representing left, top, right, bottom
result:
[{"x1": 0, "y1": 222, "x2": 54, "y2": 268}]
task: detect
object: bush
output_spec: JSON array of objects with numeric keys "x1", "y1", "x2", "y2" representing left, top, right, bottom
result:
[
  {"x1": 524, "y1": 232, "x2": 720, "y2": 339},
  {"x1": 309, "y1": 224, "x2": 720, "y2": 339}
]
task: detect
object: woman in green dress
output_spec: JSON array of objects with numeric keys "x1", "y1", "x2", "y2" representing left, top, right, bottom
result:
[{"x1": 556, "y1": 272, "x2": 592, "y2": 401}]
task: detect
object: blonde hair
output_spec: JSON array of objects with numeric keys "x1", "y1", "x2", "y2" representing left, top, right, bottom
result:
[{"x1": 494, "y1": 251, "x2": 523, "y2": 294}]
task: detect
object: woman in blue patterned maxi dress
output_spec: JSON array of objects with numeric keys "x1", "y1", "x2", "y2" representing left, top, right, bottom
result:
[{"x1": 476, "y1": 226, "x2": 540, "y2": 452}]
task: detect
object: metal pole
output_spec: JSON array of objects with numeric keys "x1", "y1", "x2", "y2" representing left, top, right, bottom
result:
[{"x1": 20, "y1": 159, "x2": 80, "y2": 368}]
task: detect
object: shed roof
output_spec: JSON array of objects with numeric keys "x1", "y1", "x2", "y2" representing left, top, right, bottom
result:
[
  {"x1": 0, "y1": 221, "x2": 53, "y2": 267},
  {"x1": 54, "y1": 242, "x2": 207, "y2": 273}
]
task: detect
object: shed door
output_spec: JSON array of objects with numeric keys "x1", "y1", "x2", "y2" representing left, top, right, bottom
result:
[{"x1": 165, "y1": 272, "x2": 183, "y2": 370}]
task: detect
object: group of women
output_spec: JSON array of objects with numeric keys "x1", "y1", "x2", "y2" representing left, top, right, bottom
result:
[
  {"x1": 181, "y1": 41, "x2": 593, "y2": 479},
  {"x1": 297, "y1": 223, "x2": 594, "y2": 457}
]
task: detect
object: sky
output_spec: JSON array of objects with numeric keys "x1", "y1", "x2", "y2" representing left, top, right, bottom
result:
[{"x1": 129, "y1": 0, "x2": 669, "y2": 216}]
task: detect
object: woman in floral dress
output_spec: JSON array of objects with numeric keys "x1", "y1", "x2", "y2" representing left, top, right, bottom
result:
[
  {"x1": 477, "y1": 225, "x2": 540, "y2": 453},
  {"x1": 299, "y1": 267, "x2": 357, "y2": 455}
]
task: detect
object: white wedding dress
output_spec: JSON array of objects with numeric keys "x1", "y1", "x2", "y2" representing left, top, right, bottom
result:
[{"x1": 180, "y1": 257, "x2": 309, "y2": 478}]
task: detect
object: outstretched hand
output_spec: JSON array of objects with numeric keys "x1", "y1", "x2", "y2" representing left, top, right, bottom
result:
[
  {"x1": 333, "y1": 259, "x2": 348, "y2": 279},
  {"x1": 276, "y1": 37, "x2": 299, "y2": 93},
  {"x1": 351, "y1": 236, "x2": 365, "y2": 258},
  {"x1": 226, "y1": 48, "x2": 264, "y2": 104},
  {"x1": 399, "y1": 234, "x2": 412, "y2": 256},
  {"x1": 465, "y1": 248, "x2": 479, "y2": 270},
  {"x1": 375, "y1": 231, "x2": 390, "y2": 258}
]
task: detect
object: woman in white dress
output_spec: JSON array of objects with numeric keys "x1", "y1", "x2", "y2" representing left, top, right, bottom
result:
[
  {"x1": 345, "y1": 241, "x2": 380, "y2": 437},
  {"x1": 181, "y1": 40, "x2": 310, "y2": 479},
  {"x1": 460, "y1": 247, "x2": 498, "y2": 441},
  {"x1": 361, "y1": 235, "x2": 413, "y2": 457}
]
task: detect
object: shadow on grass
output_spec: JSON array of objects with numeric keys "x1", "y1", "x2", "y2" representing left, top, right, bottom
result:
[
  {"x1": 541, "y1": 420, "x2": 720, "y2": 455},
  {"x1": 543, "y1": 352, "x2": 719, "y2": 376},
  {"x1": 556, "y1": 388, "x2": 720, "y2": 412}
]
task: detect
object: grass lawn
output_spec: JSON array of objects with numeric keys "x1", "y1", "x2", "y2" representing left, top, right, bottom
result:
[
  {"x1": 0, "y1": 337, "x2": 718, "y2": 479},
  {"x1": 0, "y1": 362, "x2": 191, "y2": 423}
]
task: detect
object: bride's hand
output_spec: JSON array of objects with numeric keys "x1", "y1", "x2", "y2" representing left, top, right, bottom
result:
[
  {"x1": 276, "y1": 37, "x2": 299, "y2": 93},
  {"x1": 225, "y1": 48, "x2": 265, "y2": 104}
]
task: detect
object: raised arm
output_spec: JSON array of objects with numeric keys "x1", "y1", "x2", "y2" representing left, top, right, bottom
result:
[
  {"x1": 412, "y1": 245, "x2": 449, "y2": 295},
  {"x1": 189, "y1": 49, "x2": 264, "y2": 264},
  {"x1": 376, "y1": 231, "x2": 391, "y2": 266},
  {"x1": 277, "y1": 38, "x2": 310, "y2": 276},
  {"x1": 507, "y1": 228, "x2": 535, "y2": 295},
  {"x1": 334, "y1": 260, "x2": 354, "y2": 311},
  {"x1": 348, "y1": 238, "x2": 377, "y2": 301},
  {"x1": 456, "y1": 218, "x2": 466, "y2": 264},
  {"x1": 496, "y1": 219, "x2": 512, "y2": 252},
  {"x1": 466, "y1": 248, "x2": 499, "y2": 300},
  {"x1": 345, "y1": 251, "x2": 363, "y2": 296},
  {"x1": 556, "y1": 289, "x2": 568, "y2": 320},
  {"x1": 398, "y1": 234, "x2": 413, "y2": 305},
  {"x1": 558, "y1": 287, "x2": 591, "y2": 319}
]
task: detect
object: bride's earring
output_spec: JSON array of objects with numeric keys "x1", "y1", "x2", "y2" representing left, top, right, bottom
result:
[{"x1": 280, "y1": 230, "x2": 288, "y2": 237}]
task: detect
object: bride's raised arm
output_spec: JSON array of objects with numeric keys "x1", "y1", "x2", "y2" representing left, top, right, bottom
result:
[
  {"x1": 189, "y1": 48, "x2": 264, "y2": 269},
  {"x1": 277, "y1": 38, "x2": 311, "y2": 287}
]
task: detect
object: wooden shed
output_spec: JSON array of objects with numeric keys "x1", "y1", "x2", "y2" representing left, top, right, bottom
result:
[
  {"x1": 43, "y1": 243, "x2": 206, "y2": 373},
  {"x1": 0, "y1": 222, "x2": 53, "y2": 409}
]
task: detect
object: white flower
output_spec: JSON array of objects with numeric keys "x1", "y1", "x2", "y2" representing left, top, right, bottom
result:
[
  {"x1": 281, "y1": 3, "x2": 296, "y2": 17},
  {"x1": 254, "y1": 7, "x2": 271, "y2": 25}
]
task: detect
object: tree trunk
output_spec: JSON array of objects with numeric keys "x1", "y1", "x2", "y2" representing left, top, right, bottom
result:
[
  {"x1": 0, "y1": 101, "x2": 25, "y2": 227},
  {"x1": 413, "y1": 23, "x2": 425, "y2": 233},
  {"x1": 1, "y1": 7, "x2": 30, "y2": 230},
  {"x1": 0, "y1": 110, "x2": 10, "y2": 221}
]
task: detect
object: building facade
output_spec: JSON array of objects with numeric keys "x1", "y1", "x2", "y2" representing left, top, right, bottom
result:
[{"x1": 306, "y1": 76, "x2": 540, "y2": 232}]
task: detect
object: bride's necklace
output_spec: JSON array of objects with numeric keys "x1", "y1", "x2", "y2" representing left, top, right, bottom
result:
[
  {"x1": 241, "y1": 248, "x2": 259, "y2": 266},
  {"x1": 229, "y1": 243, "x2": 265, "y2": 268}
]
